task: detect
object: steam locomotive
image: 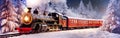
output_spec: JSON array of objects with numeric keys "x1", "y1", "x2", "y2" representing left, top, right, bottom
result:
[{"x1": 17, "y1": 8, "x2": 103, "y2": 33}]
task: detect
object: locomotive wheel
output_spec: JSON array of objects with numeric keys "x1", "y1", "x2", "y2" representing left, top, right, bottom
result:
[
  {"x1": 41, "y1": 24, "x2": 48, "y2": 32},
  {"x1": 37, "y1": 24, "x2": 42, "y2": 32},
  {"x1": 47, "y1": 25, "x2": 61, "y2": 31},
  {"x1": 31, "y1": 22, "x2": 42, "y2": 33}
]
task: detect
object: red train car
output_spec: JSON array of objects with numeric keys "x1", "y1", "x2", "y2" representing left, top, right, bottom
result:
[{"x1": 60, "y1": 16, "x2": 103, "y2": 29}]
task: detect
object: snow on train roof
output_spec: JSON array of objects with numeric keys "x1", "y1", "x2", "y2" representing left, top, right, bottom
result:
[{"x1": 67, "y1": 16, "x2": 103, "y2": 20}]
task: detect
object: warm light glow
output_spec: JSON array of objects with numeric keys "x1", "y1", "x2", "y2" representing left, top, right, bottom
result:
[
  {"x1": 24, "y1": 8, "x2": 29, "y2": 13},
  {"x1": 24, "y1": 16, "x2": 30, "y2": 22}
]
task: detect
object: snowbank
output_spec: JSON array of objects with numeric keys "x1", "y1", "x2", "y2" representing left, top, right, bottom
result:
[{"x1": 10, "y1": 28, "x2": 120, "y2": 38}]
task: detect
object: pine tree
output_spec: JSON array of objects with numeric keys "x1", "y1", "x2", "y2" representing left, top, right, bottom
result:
[
  {"x1": 86, "y1": 1, "x2": 97, "y2": 19},
  {"x1": 87, "y1": 1, "x2": 93, "y2": 11},
  {"x1": 101, "y1": 0, "x2": 120, "y2": 33},
  {"x1": 0, "y1": 0, "x2": 19, "y2": 33},
  {"x1": 78, "y1": 0, "x2": 86, "y2": 15},
  {"x1": 49, "y1": 0, "x2": 68, "y2": 15}
]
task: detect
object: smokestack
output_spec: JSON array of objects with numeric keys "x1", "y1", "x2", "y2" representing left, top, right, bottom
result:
[{"x1": 28, "y1": 7, "x2": 31, "y2": 13}]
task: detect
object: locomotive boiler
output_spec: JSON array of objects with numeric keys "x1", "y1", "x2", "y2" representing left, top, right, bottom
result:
[{"x1": 17, "y1": 7, "x2": 103, "y2": 33}]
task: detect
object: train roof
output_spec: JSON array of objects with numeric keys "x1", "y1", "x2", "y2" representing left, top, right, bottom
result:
[{"x1": 67, "y1": 16, "x2": 103, "y2": 21}]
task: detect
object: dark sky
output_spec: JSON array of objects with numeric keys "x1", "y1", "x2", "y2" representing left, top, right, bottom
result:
[
  {"x1": 0, "y1": 0, "x2": 110, "y2": 13},
  {"x1": 67, "y1": 0, "x2": 109, "y2": 12}
]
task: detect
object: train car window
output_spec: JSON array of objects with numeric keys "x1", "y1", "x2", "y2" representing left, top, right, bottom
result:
[
  {"x1": 74, "y1": 20, "x2": 76, "y2": 23},
  {"x1": 74, "y1": 20, "x2": 77, "y2": 23},
  {"x1": 71, "y1": 19, "x2": 74, "y2": 23},
  {"x1": 75, "y1": 20, "x2": 77, "y2": 23}
]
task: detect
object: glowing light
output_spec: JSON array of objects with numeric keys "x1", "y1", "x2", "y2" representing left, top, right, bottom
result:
[
  {"x1": 24, "y1": 8, "x2": 29, "y2": 13},
  {"x1": 24, "y1": 16, "x2": 30, "y2": 22},
  {"x1": 21, "y1": 13, "x2": 32, "y2": 25}
]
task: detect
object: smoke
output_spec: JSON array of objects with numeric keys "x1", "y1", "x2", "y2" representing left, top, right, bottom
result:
[
  {"x1": 26, "y1": 0, "x2": 100, "y2": 19},
  {"x1": 26, "y1": 0, "x2": 50, "y2": 8}
]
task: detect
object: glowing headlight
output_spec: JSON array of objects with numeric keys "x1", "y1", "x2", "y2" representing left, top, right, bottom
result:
[
  {"x1": 24, "y1": 16, "x2": 30, "y2": 22},
  {"x1": 24, "y1": 8, "x2": 29, "y2": 13},
  {"x1": 21, "y1": 13, "x2": 32, "y2": 25}
]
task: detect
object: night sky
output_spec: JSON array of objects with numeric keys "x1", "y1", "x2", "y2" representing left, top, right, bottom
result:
[
  {"x1": 0, "y1": 0, "x2": 110, "y2": 13},
  {"x1": 67, "y1": 0, "x2": 109, "y2": 12}
]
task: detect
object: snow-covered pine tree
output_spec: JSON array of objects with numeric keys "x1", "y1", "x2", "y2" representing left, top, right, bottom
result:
[
  {"x1": 16, "y1": 0, "x2": 23, "y2": 14},
  {"x1": 86, "y1": 1, "x2": 93, "y2": 11},
  {"x1": 49, "y1": 0, "x2": 68, "y2": 15},
  {"x1": 77, "y1": 0, "x2": 87, "y2": 18},
  {"x1": 86, "y1": 1, "x2": 95, "y2": 18},
  {"x1": 16, "y1": 0, "x2": 24, "y2": 26},
  {"x1": 0, "y1": 0, "x2": 19, "y2": 33},
  {"x1": 101, "y1": 0, "x2": 120, "y2": 34}
]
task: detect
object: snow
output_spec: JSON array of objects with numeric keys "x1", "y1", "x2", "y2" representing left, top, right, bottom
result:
[
  {"x1": 0, "y1": 31, "x2": 19, "y2": 35},
  {"x1": 67, "y1": 16, "x2": 103, "y2": 21},
  {"x1": 9, "y1": 28, "x2": 120, "y2": 38},
  {"x1": 1, "y1": 19, "x2": 7, "y2": 26}
]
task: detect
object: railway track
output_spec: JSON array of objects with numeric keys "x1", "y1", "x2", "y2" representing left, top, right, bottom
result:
[
  {"x1": 0, "y1": 32, "x2": 20, "y2": 38},
  {"x1": 0, "y1": 26, "x2": 99, "y2": 38},
  {"x1": 0, "y1": 29, "x2": 61, "y2": 38}
]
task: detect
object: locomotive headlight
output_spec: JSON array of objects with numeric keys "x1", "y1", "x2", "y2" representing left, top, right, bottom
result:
[
  {"x1": 24, "y1": 15, "x2": 30, "y2": 22},
  {"x1": 21, "y1": 13, "x2": 32, "y2": 25}
]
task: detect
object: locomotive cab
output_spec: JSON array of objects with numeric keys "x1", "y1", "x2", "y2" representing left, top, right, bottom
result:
[{"x1": 48, "y1": 13, "x2": 59, "y2": 20}]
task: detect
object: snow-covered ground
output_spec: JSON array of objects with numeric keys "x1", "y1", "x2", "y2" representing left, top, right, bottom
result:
[{"x1": 9, "y1": 28, "x2": 120, "y2": 38}]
